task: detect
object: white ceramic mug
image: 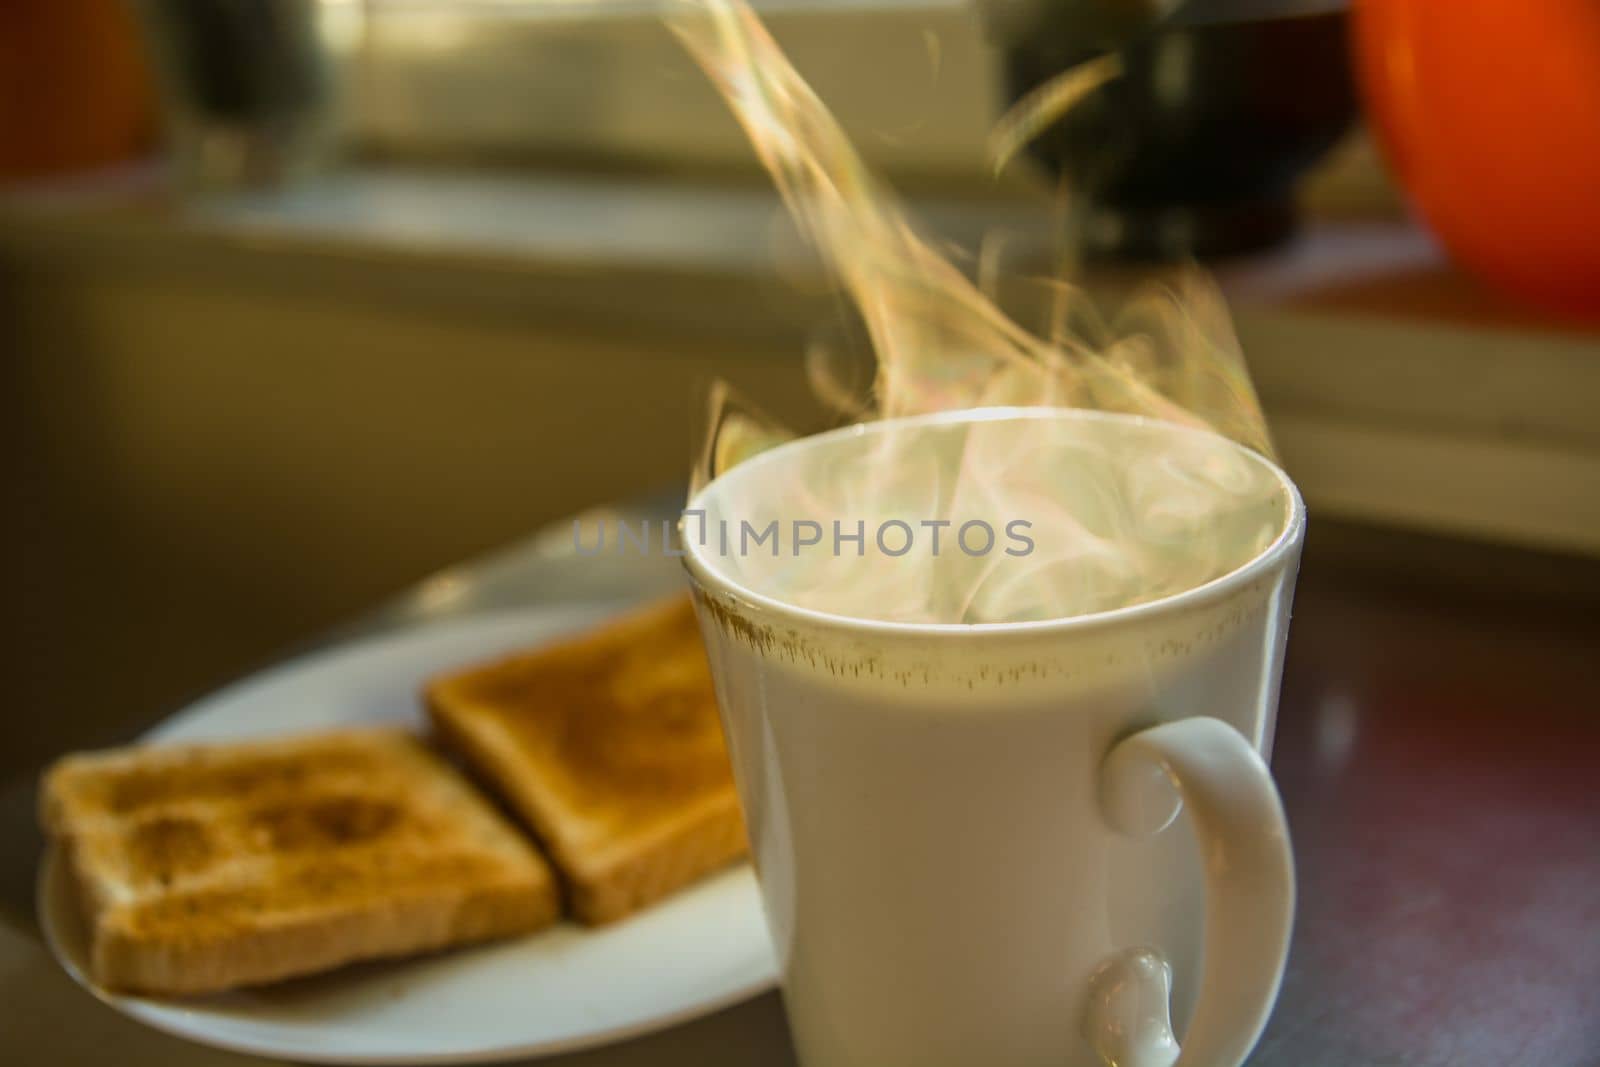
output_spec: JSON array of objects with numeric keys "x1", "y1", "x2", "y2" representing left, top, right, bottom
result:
[{"x1": 683, "y1": 408, "x2": 1304, "y2": 1067}]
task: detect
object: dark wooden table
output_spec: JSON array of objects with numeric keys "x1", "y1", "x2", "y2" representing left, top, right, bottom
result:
[
  {"x1": 2, "y1": 505, "x2": 1596, "y2": 1066},
  {"x1": 1255, "y1": 532, "x2": 1600, "y2": 1066}
]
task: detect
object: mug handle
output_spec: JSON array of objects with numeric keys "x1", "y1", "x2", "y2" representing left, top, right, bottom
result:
[{"x1": 1089, "y1": 716, "x2": 1295, "y2": 1067}]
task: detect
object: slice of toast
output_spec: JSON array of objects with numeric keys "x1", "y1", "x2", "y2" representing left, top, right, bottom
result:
[
  {"x1": 426, "y1": 595, "x2": 746, "y2": 925},
  {"x1": 41, "y1": 729, "x2": 560, "y2": 996}
]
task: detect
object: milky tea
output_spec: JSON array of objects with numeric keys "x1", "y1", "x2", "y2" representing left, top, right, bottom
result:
[{"x1": 700, "y1": 409, "x2": 1286, "y2": 626}]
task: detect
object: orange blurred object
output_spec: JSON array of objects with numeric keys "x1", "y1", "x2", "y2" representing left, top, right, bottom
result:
[
  {"x1": 0, "y1": 0, "x2": 156, "y2": 179},
  {"x1": 1352, "y1": 0, "x2": 1600, "y2": 321}
]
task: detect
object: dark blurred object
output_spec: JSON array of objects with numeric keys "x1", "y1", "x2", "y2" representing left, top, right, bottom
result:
[
  {"x1": 0, "y1": 0, "x2": 155, "y2": 179},
  {"x1": 135, "y1": 0, "x2": 334, "y2": 190},
  {"x1": 1002, "y1": 1, "x2": 1357, "y2": 260},
  {"x1": 979, "y1": 0, "x2": 1183, "y2": 50},
  {"x1": 1353, "y1": 0, "x2": 1600, "y2": 323}
]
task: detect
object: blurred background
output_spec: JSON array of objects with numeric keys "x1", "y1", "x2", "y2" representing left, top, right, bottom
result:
[{"x1": 4, "y1": 0, "x2": 1599, "y2": 780}]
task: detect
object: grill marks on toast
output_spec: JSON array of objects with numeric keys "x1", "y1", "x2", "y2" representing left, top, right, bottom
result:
[
  {"x1": 428, "y1": 596, "x2": 748, "y2": 924},
  {"x1": 64, "y1": 748, "x2": 455, "y2": 896},
  {"x1": 94, "y1": 746, "x2": 385, "y2": 815},
  {"x1": 42, "y1": 730, "x2": 560, "y2": 994},
  {"x1": 123, "y1": 852, "x2": 513, "y2": 938},
  {"x1": 124, "y1": 813, "x2": 217, "y2": 881},
  {"x1": 444, "y1": 600, "x2": 732, "y2": 824}
]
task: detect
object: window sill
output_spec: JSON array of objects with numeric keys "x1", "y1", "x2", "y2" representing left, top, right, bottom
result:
[{"x1": 2, "y1": 163, "x2": 1596, "y2": 556}]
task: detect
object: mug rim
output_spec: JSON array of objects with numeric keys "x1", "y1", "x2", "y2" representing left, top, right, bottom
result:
[{"x1": 682, "y1": 406, "x2": 1306, "y2": 638}]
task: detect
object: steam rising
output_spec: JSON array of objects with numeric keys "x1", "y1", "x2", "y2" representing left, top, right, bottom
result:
[
  {"x1": 673, "y1": 0, "x2": 1287, "y2": 624},
  {"x1": 694, "y1": 412, "x2": 1286, "y2": 624}
]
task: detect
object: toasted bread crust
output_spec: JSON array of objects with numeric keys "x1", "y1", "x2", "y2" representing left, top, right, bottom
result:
[
  {"x1": 91, "y1": 870, "x2": 552, "y2": 996},
  {"x1": 565, "y1": 792, "x2": 747, "y2": 924},
  {"x1": 42, "y1": 730, "x2": 559, "y2": 995},
  {"x1": 428, "y1": 596, "x2": 746, "y2": 924}
]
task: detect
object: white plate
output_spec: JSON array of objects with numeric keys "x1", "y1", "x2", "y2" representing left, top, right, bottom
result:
[{"x1": 37, "y1": 604, "x2": 778, "y2": 1065}]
